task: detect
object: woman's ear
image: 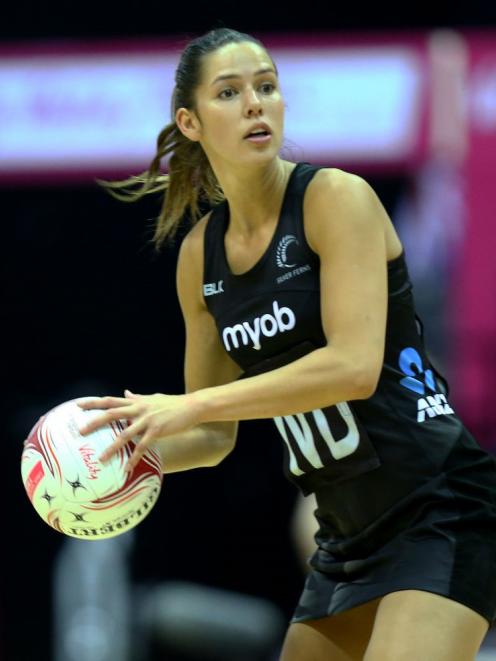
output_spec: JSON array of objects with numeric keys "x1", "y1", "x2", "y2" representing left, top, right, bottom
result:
[{"x1": 176, "y1": 107, "x2": 201, "y2": 142}]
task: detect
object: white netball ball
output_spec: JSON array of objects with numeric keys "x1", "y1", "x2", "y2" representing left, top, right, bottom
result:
[{"x1": 21, "y1": 398, "x2": 163, "y2": 540}]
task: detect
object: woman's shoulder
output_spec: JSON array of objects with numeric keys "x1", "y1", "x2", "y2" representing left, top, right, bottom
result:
[
  {"x1": 179, "y1": 210, "x2": 214, "y2": 259},
  {"x1": 303, "y1": 166, "x2": 386, "y2": 251},
  {"x1": 307, "y1": 166, "x2": 373, "y2": 199},
  {"x1": 176, "y1": 212, "x2": 216, "y2": 308},
  {"x1": 305, "y1": 166, "x2": 381, "y2": 221}
]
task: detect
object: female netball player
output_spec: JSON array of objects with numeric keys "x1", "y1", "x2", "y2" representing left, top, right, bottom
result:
[{"x1": 78, "y1": 28, "x2": 496, "y2": 660}]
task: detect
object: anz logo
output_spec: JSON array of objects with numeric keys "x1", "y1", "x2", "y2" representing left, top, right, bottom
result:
[
  {"x1": 398, "y1": 347, "x2": 454, "y2": 423},
  {"x1": 399, "y1": 347, "x2": 436, "y2": 395}
]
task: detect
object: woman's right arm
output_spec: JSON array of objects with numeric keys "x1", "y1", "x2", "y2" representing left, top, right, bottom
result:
[{"x1": 152, "y1": 214, "x2": 241, "y2": 473}]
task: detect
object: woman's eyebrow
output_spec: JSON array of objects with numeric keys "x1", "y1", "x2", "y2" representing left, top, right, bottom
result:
[{"x1": 210, "y1": 67, "x2": 277, "y2": 86}]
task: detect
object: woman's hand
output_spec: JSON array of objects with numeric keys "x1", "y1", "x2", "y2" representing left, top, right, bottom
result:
[{"x1": 78, "y1": 390, "x2": 203, "y2": 472}]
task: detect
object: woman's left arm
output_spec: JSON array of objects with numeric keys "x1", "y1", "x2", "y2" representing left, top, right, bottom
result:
[{"x1": 196, "y1": 168, "x2": 389, "y2": 422}]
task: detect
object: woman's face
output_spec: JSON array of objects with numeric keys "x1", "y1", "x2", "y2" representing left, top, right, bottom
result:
[{"x1": 190, "y1": 41, "x2": 285, "y2": 167}]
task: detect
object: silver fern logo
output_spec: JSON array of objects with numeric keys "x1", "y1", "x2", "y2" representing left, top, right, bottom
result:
[{"x1": 276, "y1": 235, "x2": 298, "y2": 268}]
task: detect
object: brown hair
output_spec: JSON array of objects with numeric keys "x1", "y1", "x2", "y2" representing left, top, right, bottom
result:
[{"x1": 98, "y1": 28, "x2": 266, "y2": 248}]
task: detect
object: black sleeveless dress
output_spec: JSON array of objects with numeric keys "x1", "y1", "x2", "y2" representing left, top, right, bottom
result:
[{"x1": 202, "y1": 162, "x2": 496, "y2": 624}]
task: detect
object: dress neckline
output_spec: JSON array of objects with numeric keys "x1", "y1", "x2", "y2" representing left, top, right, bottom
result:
[{"x1": 220, "y1": 163, "x2": 302, "y2": 278}]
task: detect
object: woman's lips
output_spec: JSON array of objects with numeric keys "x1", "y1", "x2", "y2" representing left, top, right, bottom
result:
[{"x1": 245, "y1": 133, "x2": 272, "y2": 144}]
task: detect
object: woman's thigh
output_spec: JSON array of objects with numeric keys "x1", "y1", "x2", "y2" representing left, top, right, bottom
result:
[
  {"x1": 279, "y1": 597, "x2": 381, "y2": 661},
  {"x1": 364, "y1": 590, "x2": 489, "y2": 661}
]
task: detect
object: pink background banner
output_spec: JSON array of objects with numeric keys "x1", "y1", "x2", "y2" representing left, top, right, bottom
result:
[
  {"x1": 449, "y1": 32, "x2": 496, "y2": 446},
  {"x1": 0, "y1": 34, "x2": 428, "y2": 184}
]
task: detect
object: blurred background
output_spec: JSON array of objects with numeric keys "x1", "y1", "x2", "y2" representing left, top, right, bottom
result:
[{"x1": 4, "y1": 1, "x2": 496, "y2": 660}]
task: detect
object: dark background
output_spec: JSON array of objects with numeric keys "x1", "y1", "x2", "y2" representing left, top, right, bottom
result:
[
  {"x1": 4, "y1": 2, "x2": 496, "y2": 661},
  {"x1": 2, "y1": 0, "x2": 496, "y2": 40}
]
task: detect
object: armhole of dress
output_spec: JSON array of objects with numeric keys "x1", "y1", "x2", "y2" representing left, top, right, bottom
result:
[
  {"x1": 202, "y1": 203, "x2": 225, "y2": 308},
  {"x1": 415, "y1": 313, "x2": 450, "y2": 396},
  {"x1": 298, "y1": 164, "x2": 325, "y2": 260},
  {"x1": 200, "y1": 222, "x2": 208, "y2": 309}
]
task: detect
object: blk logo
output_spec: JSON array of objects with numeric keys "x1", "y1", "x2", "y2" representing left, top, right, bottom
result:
[{"x1": 203, "y1": 280, "x2": 224, "y2": 297}]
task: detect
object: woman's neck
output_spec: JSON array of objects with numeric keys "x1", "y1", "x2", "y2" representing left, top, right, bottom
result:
[{"x1": 213, "y1": 158, "x2": 296, "y2": 235}]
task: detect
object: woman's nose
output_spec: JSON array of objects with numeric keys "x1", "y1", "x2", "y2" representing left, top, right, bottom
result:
[{"x1": 244, "y1": 88, "x2": 263, "y2": 115}]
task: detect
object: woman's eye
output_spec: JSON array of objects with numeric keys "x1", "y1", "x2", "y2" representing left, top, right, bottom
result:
[
  {"x1": 260, "y1": 83, "x2": 275, "y2": 94},
  {"x1": 219, "y1": 87, "x2": 237, "y2": 99}
]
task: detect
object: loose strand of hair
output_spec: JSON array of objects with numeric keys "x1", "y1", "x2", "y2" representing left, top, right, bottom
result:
[{"x1": 96, "y1": 123, "x2": 179, "y2": 203}]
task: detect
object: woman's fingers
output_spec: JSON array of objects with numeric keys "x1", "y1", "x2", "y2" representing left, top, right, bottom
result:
[
  {"x1": 76, "y1": 392, "x2": 175, "y2": 470},
  {"x1": 75, "y1": 393, "x2": 166, "y2": 471},
  {"x1": 78, "y1": 398, "x2": 135, "y2": 436},
  {"x1": 125, "y1": 433, "x2": 153, "y2": 473},
  {"x1": 77, "y1": 396, "x2": 128, "y2": 410},
  {"x1": 98, "y1": 419, "x2": 144, "y2": 463},
  {"x1": 79, "y1": 409, "x2": 126, "y2": 436},
  {"x1": 124, "y1": 389, "x2": 140, "y2": 399}
]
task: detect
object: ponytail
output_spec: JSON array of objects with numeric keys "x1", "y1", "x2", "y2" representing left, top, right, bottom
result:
[{"x1": 98, "y1": 122, "x2": 223, "y2": 248}]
